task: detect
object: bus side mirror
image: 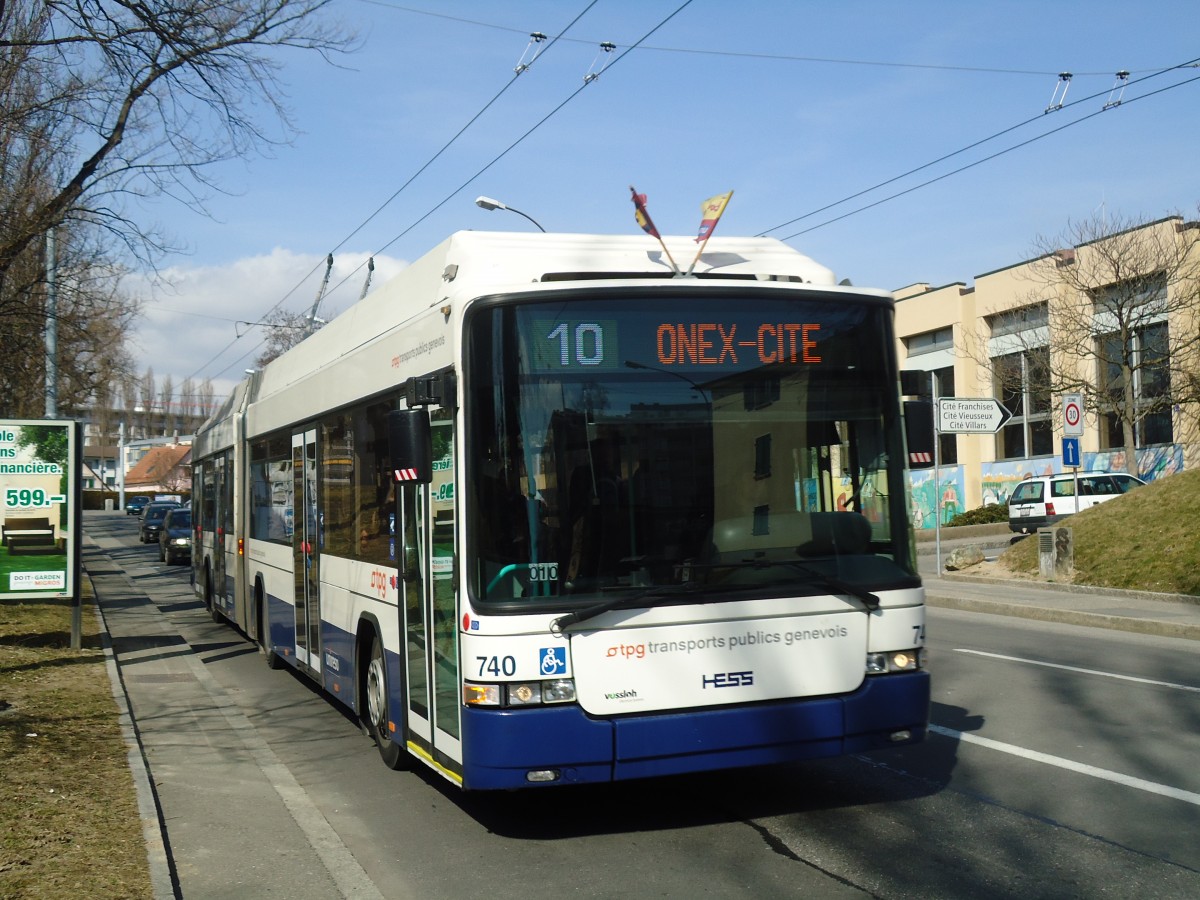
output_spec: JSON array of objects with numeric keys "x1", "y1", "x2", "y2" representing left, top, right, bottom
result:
[
  {"x1": 387, "y1": 409, "x2": 433, "y2": 484},
  {"x1": 903, "y1": 400, "x2": 935, "y2": 469}
]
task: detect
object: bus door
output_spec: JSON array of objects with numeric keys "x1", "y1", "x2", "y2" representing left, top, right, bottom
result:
[
  {"x1": 212, "y1": 452, "x2": 229, "y2": 615},
  {"x1": 397, "y1": 404, "x2": 461, "y2": 775},
  {"x1": 292, "y1": 429, "x2": 321, "y2": 674}
]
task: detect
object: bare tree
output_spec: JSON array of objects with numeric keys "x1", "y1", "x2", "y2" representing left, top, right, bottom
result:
[
  {"x1": 159, "y1": 374, "x2": 175, "y2": 428},
  {"x1": 0, "y1": 1, "x2": 350, "y2": 419},
  {"x1": 0, "y1": 215, "x2": 138, "y2": 417},
  {"x1": 178, "y1": 376, "x2": 196, "y2": 419},
  {"x1": 196, "y1": 377, "x2": 215, "y2": 421},
  {"x1": 162, "y1": 454, "x2": 193, "y2": 493},
  {"x1": 254, "y1": 307, "x2": 312, "y2": 368},
  {"x1": 138, "y1": 366, "x2": 156, "y2": 437},
  {"x1": 965, "y1": 211, "x2": 1200, "y2": 476},
  {"x1": 0, "y1": 0, "x2": 353, "y2": 281}
]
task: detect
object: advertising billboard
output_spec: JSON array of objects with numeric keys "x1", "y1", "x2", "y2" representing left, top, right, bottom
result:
[{"x1": 0, "y1": 419, "x2": 79, "y2": 600}]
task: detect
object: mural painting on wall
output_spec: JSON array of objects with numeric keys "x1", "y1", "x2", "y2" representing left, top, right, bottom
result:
[
  {"x1": 907, "y1": 466, "x2": 965, "y2": 530},
  {"x1": 978, "y1": 444, "x2": 1183, "y2": 507}
]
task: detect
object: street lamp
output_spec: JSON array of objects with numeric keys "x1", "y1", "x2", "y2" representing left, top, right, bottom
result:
[{"x1": 474, "y1": 196, "x2": 546, "y2": 232}]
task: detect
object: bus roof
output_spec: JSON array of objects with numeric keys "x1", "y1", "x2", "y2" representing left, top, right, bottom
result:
[
  {"x1": 207, "y1": 231, "x2": 869, "y2": 437},
  {"x1": 426, "y1": 231, "x2": 837, "y2": 287}
]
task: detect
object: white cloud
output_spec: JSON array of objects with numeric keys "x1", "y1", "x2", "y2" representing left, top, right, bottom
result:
[{"x1": 126, "y1": 249, "x2": 409, "y2": 403}]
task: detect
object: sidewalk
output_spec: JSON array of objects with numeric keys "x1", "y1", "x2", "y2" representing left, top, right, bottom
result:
[
  {"x1": 916, "y1": 523, "x2": 1200, "y2": 641},
  {"x1": 84, "y1": 527, "x2": 385, "y2": 900}
]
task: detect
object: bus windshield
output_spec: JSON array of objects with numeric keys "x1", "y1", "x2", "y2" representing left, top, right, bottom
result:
[{"x1": 465, "y1": 291, "x2": 918, "y2": 608}]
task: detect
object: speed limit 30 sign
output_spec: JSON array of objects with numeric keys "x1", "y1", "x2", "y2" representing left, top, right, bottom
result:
[{"x1": 1063, "y1": 393, "x2": 1084, "y2": 437}]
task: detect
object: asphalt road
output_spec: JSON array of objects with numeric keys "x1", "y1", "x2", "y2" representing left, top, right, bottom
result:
[{"x1": 86, "y1": 513, "x2": 1200, "y2": 899}]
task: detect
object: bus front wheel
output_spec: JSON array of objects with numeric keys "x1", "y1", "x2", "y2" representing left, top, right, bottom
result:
[{"x1": 364, "y1": 633, "x2": 408, "y2": 770}]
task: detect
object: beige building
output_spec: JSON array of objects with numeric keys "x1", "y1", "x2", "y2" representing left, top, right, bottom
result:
[{"x1": 895, "y1": 215, "x2": 1199, "y2": 528}]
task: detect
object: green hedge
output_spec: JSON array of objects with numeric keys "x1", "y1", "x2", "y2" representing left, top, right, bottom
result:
[{"x1": 947, "y1": 503, "x2": 1009, "y2": 526}]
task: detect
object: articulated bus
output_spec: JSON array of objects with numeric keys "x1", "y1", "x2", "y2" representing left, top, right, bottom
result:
[{"x1": 192, "y1": 231, "x2": 932, "y2": 790}]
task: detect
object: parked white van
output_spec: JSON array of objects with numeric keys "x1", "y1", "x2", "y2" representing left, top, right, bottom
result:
[{"x1": 1007, "y1": 472, "x2": 1145, "y2": 534}]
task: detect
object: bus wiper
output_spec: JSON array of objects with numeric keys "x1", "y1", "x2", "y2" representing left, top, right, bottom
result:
[
  {"x1": 805, "y1": 568, "x2": 879, "y2": 610},
  {"x1": 712, "y1": 558, "x2": 881, "y2": 611},
  {"x1": 780, "y1": 560, "x2": 880, "y2": 611},
  {"x1": 550, "y1": 583, "x2": 702, "y2": 635}
]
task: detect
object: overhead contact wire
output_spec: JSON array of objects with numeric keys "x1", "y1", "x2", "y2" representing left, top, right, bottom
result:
[
  {"x1": 761, "y1": 56, "x2": 1200, "y2": 238},
  {"x1": 190, "y1": 2, "x2": 602, "y2": 382}
]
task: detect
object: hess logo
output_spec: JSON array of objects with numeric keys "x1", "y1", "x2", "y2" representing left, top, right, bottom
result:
[{"x1": 702, "y1": 671, "x2": 754, "y2": 689}]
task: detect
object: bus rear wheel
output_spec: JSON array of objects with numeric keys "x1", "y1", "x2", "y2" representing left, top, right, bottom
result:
[
  {"x1": 259, "y1": 586, "x2": 283, "y2": 669},
  {"x1": 203, "y1": 563, "x2": 221, "y2": 624},
  {"x1": 364, "y1": 633, "x2": 408, "y2": 770}
]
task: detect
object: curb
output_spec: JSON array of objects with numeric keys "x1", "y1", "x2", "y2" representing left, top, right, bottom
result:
[
  {"x1": 85, "y1": 550, "x2": 178, "y2": 900},
  {"x1": 915, "y1": 523, "x2": 1012, "y2": 543},
  {"x1": 924, "y1": 591, "x2": 1200, "y2": 641},
  {"x1": 938, "y1": 571, "x2": 1200, "y2": 606},
  {"x1": 927, "y1": 571, "x2": 1200, "y2": 640}
]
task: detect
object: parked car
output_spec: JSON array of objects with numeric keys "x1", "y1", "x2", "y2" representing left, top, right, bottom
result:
[
  {"x1": 139, "y1": 501, "x2": 181, "y2": 543},
  {"x1": 158, "y1": 507, "x2": 192, "y2": 565},
  {"x1": 125, "y1": 495, "x2": 149, "y2": 516},
  {"x1": 1008, "y1": 472, "x2": 1145, "y2": 534}
]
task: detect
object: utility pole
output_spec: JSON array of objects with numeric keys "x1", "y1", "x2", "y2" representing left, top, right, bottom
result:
[
  {"x1": 45, "y1": 229, "x2": 58, "y2": 417},
  {"x1": 118, "y1": 421, "x2": 126, "y2": 510}
]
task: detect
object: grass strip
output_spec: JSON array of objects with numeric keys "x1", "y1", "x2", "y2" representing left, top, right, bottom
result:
[
  {"x1": 997, "y1": 467, "x2": 1200, "y2": 596},
  {"x1": 0, "y1": 591, "x2": 152, "y2": 900}
]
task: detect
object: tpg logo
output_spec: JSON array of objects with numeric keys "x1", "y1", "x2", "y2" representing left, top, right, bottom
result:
[
  {"x1": 702, "y1": 671, "x2": 754, "y2": 689},
  {"x1": 369, "y1": 569, "x2": 396, "y2": 599}
]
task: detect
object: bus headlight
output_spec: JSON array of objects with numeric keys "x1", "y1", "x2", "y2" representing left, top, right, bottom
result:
[
  {"x1": 464, "y1": 682, "x2": 501, "y2": 706},
  {"x1": 866, "y1": 648, "x2": 925, "y2": 674},
  {"x1": 541, "y1": 679, "x2": 576, "y2": 704},
  {"x1": 464, "y1": 679, "x2": 577, "y2": 707},
  {"x1": 507, "y1": 683, "x2": 542, "y2": 706}
]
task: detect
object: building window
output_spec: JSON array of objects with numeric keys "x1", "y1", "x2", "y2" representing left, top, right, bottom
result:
[
  {"x1": 743, "y1": 376, "x2": 781, "y2": 410},
  {"x1": 904, "y1": 326, "x2": 954, "y2": 357},
  {"x1": 1099, "y1": 321, "x2": 1173, "y2": 448},
  {"x1": 989, "y1": 303, "x2": 1048, "y2": 337},
  {"x1": 752, "y1": 504, "x2": 770, "y2": 536},
  {"x1": 754, "y1": 433, "x2": 772, "y2": 479},
  {"x1": 993, "y1": 348, "x2": 1053, "y2": 459}
]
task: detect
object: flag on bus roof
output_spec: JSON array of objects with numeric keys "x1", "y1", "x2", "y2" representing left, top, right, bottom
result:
[
  {"x1": 630, "y1": 186, "x2": 661, "y2": 239},
  {"x1": 695, "y1": 191, "x2": 733, "y2": 243}
]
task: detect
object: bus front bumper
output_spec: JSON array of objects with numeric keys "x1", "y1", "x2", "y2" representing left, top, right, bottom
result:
[{"x1": 460, "y1": 671, "x2": 930, "y2": 790}]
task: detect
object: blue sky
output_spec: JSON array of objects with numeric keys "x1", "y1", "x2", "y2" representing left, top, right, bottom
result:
[{"x1": 130, "y1": 0, "x2": 1200, "y2": 399}]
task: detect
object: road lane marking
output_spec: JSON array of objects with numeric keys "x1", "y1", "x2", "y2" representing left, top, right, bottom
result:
[
  {"x1": 954, "y1": 648, "x2": 1200, "y2": 693},
  {"x1": 929, "y1": 725, "x2": 1200, "y2": 807}
]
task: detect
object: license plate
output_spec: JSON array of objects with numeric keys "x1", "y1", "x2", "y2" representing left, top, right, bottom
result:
[{"x1": 1019, "y1": 508, "x2": 1029, "y2": 516}]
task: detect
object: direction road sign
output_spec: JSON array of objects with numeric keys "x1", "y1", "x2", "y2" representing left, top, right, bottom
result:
[
  {"x1": 936, "y1": 397, "x2": 1012, "y2": 434},
  {"x1": 1063, "y1": 392, "x2": 1084, "y2": 437},
  {"x1": 1062, "y1": 436, "x2": 1080, "y2": 468}
]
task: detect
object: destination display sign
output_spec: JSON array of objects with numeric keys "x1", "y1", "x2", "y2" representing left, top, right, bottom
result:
[
  {"x1": 531, "y1": 319, "x2": 824, "y2": 371},
  {"x1": 521, "y1": 296, "x2": 882, "y2": 376}
]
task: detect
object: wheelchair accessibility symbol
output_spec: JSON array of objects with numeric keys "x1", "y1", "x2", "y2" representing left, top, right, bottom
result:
[{"x1": 540, "y1": 647, "x2": 566, "y2": 676}]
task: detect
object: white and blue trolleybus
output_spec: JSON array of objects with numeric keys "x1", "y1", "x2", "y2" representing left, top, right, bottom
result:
[{"x1": 192, "y1": 231, "x2": 931, "y2": 790}]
